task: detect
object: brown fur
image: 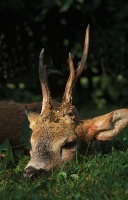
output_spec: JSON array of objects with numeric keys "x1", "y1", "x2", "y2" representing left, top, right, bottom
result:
[{"x1": 0, "y1": 101, "x2": 41, "y2": 146}]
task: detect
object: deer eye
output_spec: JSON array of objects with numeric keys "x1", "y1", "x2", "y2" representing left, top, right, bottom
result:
[{"x1": 62, "y1": 141, "x2": 77, "y2": 149}]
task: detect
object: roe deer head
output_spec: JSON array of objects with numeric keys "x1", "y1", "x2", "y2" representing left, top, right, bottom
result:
[{"x1": 23, "y1": 25, "x2": 128, "y2": 178}]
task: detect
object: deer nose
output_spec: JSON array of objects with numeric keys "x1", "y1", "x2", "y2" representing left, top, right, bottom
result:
[{"x1": 22, "y1": 166, "x2": 46, "y2": 178}]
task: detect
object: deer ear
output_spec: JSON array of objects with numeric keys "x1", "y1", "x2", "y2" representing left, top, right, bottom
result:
[
  {"x1": 24, "y1": 106, "x2": 39, "y2": 129},
  {"x1": 77, "y1": 109, "x2": 128, "y2": 142}
]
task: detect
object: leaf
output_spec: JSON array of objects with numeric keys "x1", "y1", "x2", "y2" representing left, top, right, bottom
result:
[
  {"x1": 57, "y1": 171, "x2": 67, "y2": 180},
  {"x1": 0, "y1": 139, "x2": 14, "y2": 163},
  {"x1": 59, "y1": 0, "x2": 74, "y2": 12},
  {"x1": 20, "y1": 118, "x2": 32, "y2": 149},
  {"x1": 71, "y1": 174, "x2": 79, "y2": 181}
]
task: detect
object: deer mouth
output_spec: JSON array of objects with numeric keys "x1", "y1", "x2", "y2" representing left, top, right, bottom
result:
[{"x1": 22, "y1": 166, "x2": 47, "y2": 179}]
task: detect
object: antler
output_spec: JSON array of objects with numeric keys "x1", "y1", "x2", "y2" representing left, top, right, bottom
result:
[
  {"x1": 61, "y1": 25, "x2": 90, "y2": 114},
  {"x1": 39, "y1": 49, "x2": 52, "y2": 115},
  {"x1": 73, "y1": 24, "x2": 89, "y2": 87},
  {"x1": 24, "y1": 49, "x2": 62, "y2": 120},
  {"x1": 39, "y1": 49, "x2": 62, "y2": 115},
  {"x1": 43, "y1": 65, "x2": 63, "y2": 85}
]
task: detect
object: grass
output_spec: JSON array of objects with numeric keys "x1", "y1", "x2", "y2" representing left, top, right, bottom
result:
[
  {"x1": 0, "y1": 131, "x2": 128, "y2": 200},
  {"x1": 0, "y1": 108, "x2": 128, "y2": 200}
]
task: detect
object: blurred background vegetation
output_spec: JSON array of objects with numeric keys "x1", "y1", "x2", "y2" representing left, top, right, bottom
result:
[{"x1": 0, "y1": 0, "x2": 128, "y2": 117}]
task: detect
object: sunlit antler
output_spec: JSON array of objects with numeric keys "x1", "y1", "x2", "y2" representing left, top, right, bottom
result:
[
  {"x1": 73, "y1": 24, "x2": 89, "y2": 86},
  {"x1": 62, "y1": 53, "x2": 75, "y2": 105},
  {"x1": 61, "y1": 25, "x2": 90, "y2": 114}
]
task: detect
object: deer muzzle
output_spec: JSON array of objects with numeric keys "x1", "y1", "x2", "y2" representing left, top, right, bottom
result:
[{"x1": 22, "y1": 166, "x2": 47, "y2": 178}]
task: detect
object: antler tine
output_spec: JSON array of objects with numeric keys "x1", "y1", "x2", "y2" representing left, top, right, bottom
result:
[
  {"x1": 61, "y1": 25, "x2": 90, "y2": 115},
  {"x1": 62, "y1": 52, "x2": 75, "y2": 104},
  {"x1": 43, "y1": 65, "x2": 63, "y2": 85},
  {"x1": 73, "y1": 24, "x2": 90, "y2": 87},
  {"x1": 39, "y1": 49, "x2": 52, "y2": 114}
]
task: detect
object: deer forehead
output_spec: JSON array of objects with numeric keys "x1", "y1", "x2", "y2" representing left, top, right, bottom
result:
[{"x1": 31, "y1": 114, "x2": 76, "y2": 144}]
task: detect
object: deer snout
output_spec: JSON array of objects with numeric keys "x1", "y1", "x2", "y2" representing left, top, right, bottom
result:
[{"x1": 22, "y1": 166, "x2": 47, "y2": 179}]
